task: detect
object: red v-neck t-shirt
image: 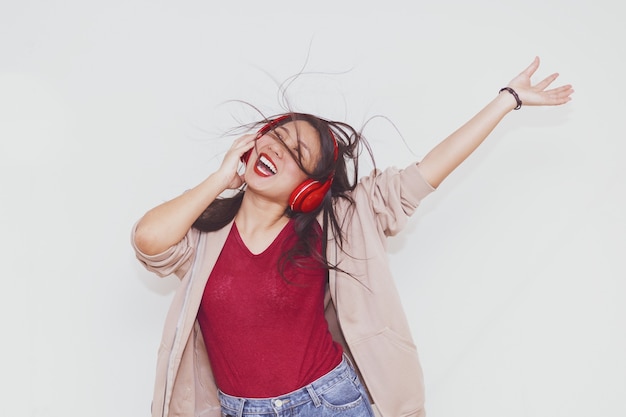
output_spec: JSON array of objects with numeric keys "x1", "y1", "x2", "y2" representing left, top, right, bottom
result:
[{"x1": 196, "y1": 220, "x2": 343, "y2": 397}]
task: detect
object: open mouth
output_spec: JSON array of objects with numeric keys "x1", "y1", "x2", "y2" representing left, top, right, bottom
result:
[{"x1": 254, "y1": 153, "x2": 277, "y2": 177}]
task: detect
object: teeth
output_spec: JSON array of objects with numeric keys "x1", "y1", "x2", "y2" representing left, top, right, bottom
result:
[{"x1": 259, "y1": 155, "x2": 277, "y2": 174}]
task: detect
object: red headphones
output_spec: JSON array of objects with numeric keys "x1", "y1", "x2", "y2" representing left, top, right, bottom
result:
[{"x1": 241, "y1": 115, "x2": 338, "y2": 213}]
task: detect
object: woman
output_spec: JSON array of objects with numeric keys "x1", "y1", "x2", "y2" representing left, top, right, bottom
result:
[{"x1": 132, "y1": 57, "x2": 573, "y2": 417}]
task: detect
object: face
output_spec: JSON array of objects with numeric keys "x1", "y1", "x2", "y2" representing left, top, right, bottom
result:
[{"x1": 244, "y1": 120, "x2": 322, "y2": 205}]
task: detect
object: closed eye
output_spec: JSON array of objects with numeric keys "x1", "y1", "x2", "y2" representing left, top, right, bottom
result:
[
  {"x1": 272, "y1": 129, "x2": 301, "y2": 153},
  {"x1": 274, "y1": 126, "x2": 312, "y2": 166},
  {"x1": 269, "y1": 131, "x2": 283, "y2": 141}
]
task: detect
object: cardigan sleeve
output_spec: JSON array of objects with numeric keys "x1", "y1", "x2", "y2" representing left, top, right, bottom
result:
[
  {"x1": 130, "y1": 222, "x2": 200, "y2": 279},
  {"x1": 355, "y1": 162, "x2": 435, "y2": 237}
]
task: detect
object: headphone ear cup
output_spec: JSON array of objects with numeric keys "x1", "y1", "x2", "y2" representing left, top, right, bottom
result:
[{"x1": 289, "y1": 179, "x2": 332, "y2": 213}]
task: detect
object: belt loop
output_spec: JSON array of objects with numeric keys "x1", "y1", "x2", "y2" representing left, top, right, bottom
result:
[
  {"x1": 236, "y1": 398, "x2": 246, "y2": 417},
  {"x1": 306, "y1": 385, "x2": 321, "y2": 407}
]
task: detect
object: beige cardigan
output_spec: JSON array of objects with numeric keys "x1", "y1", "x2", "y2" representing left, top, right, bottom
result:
[{"x1": 132, "y1": 162, "x2": 435, "y2": 417}]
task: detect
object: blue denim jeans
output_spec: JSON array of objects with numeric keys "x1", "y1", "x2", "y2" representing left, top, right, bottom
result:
[{"x1": 218, "y1": 356, "x2": 375, "y2": 416}]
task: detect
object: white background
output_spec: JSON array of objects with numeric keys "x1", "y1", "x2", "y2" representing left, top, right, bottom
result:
[{"x1": 1, "y1": 1, "x2": 624, "y2": 416}]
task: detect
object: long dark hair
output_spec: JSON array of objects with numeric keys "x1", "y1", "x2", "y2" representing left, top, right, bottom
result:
[{"x1": 192, "y1": 112, "x2": 374, "y2": 278}]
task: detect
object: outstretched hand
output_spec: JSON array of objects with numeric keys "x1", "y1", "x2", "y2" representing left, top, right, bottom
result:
[{"x1": 506, "y1": 56, "x2": 574, "y2": 107}]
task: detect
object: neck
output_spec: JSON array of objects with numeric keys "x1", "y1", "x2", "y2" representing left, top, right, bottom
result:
[
  {"x1": 234, "y1": 195, "x2": 292, "y2": 255},
  {"x1": 235, "y1": 193, "x2": 290, "y2": 235}
]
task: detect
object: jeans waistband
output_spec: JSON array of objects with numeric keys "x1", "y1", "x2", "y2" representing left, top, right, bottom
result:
[{"x1": 218, "y1": 356, "x2": 355, "y2": 416}]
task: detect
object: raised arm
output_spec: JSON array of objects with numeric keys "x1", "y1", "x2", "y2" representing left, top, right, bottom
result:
[
  {"x1": 418, "y1": 57, "x2": 574, "y2": 188},
  {"x1": 133, "y1": 134, "x2": 256, "y2": 255}
]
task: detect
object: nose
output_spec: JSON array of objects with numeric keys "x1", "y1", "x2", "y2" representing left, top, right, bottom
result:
[{"x1": 264, "y1": 139, "x2": 285, "y2": 159}]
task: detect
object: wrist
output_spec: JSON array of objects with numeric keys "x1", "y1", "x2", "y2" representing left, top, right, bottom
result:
[
  {"x1": 498, "y1": 87, "x2": 522, "y2": 110},
  {"x1": 207, "y1": 170, "x2": 233, "y2": 192}
]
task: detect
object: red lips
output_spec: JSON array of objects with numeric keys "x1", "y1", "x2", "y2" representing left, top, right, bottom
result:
[{"x1": 253, "y1": 153, "x2": 278, "y2": 178}]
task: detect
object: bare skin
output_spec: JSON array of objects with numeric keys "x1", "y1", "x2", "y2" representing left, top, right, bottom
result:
[
  {"x1": 418, "y1": 57, "x2": 573, "y2": 188},
  {"x1": 234, "y1": 121, "x2": 321, "y2": 254},
  {"x1": 134, "y1": 57, "x2": 573, "y2": 256},
  {"x1": 134, "y1": 120, "x2": 321, "y2": 255}
]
